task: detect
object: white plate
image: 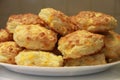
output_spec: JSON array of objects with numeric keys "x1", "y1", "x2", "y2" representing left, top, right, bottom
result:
[
  {"x1": 0, "y1": 61, "x2": 120, "y2": 76},
  {"x1": 0, "y1": 77, "x2": 13, "y2": 80}
]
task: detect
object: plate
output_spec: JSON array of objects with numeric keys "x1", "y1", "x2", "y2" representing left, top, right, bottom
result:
[
  {"x1": 0, "y1": 77, "x2": 13, "y2": 80},
  {"x1": 0, "y1": 61, "x2": 120, "y2": 76}
]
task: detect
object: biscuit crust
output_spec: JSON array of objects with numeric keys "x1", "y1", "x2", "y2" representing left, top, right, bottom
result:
[
  {"x1": 6, "y1": 13, "x2": 46, "y2": 33},
  {"x1": 0, "y1": 41, "x2": 23, "y2": 64},
  {"x1": 13, "y1": 24, "x2": 57, "y2": 50},
  {"x1": 71, "y1": 11, "x2": 117, "y2": 33},
  {"x1": 39, "y1": 8, "x2": 76, "y2": 35},
  {"x1": 0, "y1": 29, "x2": 13, "y2": 42},
  {"x1": 15, "y1": 50, "x2": 63, "y2": 67},
  {"x1": 58, "y1": 30, "x2": 104, "y2": 59},
  {"x1": 64, "y1": 53, "x2": 106, "y2": 66},
  {"x1": 102, "y1": 31, "x2": 120, "y2": 62}
]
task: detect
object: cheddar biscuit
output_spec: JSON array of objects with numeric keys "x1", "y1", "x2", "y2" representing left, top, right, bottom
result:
[
  {"x1": 64, "y1": 53, "x2": 106, "y2": 66},
  {"x1": 15, "y1": 50, "x2": 63, "y2": 67},
  {"x1": 102, "y1": 31, "x2": 120, "y2": 62},
  {"x1": 13, "y1": 24, "x2": 57, "y2": 50},
  {"x1": 0, "y1": 29, "x2": 13, "y2": 42},
  {"x1": 39, "y1": 8, "x2": 76, "y2": 35},
  {"x1": 6, "y1": 13, "x2": 46, "y2": 33},
  {"x1": 58, "y1": 30, "x2": 104, "y2": 59},
  {"x1": 0, "y1": 41, "x2": 22, "y2": 64},
  {"x1": 71, "y1": 11, "x2": 117, "y2": 33}
]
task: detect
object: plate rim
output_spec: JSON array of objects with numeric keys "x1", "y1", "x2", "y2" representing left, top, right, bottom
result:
[
  {"x1": 0, "y1": 61, "x2": 120, "y2": 69},
  {"x1": 0, "y1": 61, "x2": 120, "y2": 76}
]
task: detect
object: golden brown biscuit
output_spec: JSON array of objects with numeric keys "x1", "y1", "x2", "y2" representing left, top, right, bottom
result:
[
  {"x1": 71, "y1": 11, "x2": 117, "y2": 33},
  {"x1": 102, "y1": 31, "x2": 120, "y2": 62},
  {"x1": 0, "y1": 29, "x2": 13, "y2": 42},
  {"x1": 39, "y1": 8, "x2": 76, "y2": 35},
  {"x1": 64, "y1": 53, "x2": 106, "y2": 66},
  {"x1": 13, "y1": 24, "x2": 57, "y2": 50},
  {"x1": 15, "y1": 50, "x2": 63, "y2": 67},
  {"x1": 0, "y1": 41, "x2": 23, "y2": 64},
  {"x1": 58, "y1": 30, "x2": 104, "y2": 59},
  {"x1": 6, "y1": 13, "x2": 46, "y2": 33}
]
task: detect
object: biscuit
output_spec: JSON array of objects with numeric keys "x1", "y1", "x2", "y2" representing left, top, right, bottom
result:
[
  {"x1": 0, "y1": 41, "x2": 23, "y2": 64},
  {"x1": 15, "y1": 50, "x2": 63, "y2": 67},
  {"x1": 13, "y1": 24, "x2": 57, "y2": 50},
  {"x1": 102, "y1": 31, "x2": 120, "y2": 62},
  {"x1": 6, "y1": 13, "x2": 46, "y2": 33},
  {"x1": 71, "y1": 11, "x2": 117, "y2": 33},
  {"x1": 0, "y1": 29, "x2": 13, "y2": 42},
  {"x1": 64, "y1": 53, "x2": 106, "y2": 66},
  {"x1": 58, "y1": 30, "x2": 104, "y2": 59},
  {"x1": 39, "y1": 8, "x2": 76, "y2": 35}
]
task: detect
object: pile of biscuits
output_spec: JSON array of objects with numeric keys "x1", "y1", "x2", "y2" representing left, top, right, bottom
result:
[{"x1": 0, "y1": 8, "x2": 120, "y2": 67}]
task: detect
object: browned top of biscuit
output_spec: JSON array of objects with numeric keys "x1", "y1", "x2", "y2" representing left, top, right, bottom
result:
[
  {"x1": 0, "y1": 29, "x2": 13, "y2": 42},
  {"x1": 71, "y1": 11, "x2": 117, "y2": 26},
  {"x1": 39, "y1": 8, "x2": 77, "y2": 35},
  {"x1": 7, "y1": 13, "x2": 46, "y2": 26},
  {"x1": 58, "y1": 30, "x2": 104, "y2": 59}
]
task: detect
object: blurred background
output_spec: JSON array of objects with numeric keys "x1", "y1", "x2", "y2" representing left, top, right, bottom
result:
[{"x1": 0, "y1": 0, "x2": 120, "y2": 33}]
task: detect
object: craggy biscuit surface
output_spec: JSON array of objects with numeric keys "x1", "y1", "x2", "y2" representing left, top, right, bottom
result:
[
  {"x1": 0, "y1": 29, "x2": 13, "y2": 42},
  {"x1": 64, "y1": 53, "x2": 106, "y2": 66},
  {"x1": 102, "y1": 31, "x2": 120, "y2": 62},
  {"x1": 39, "y1": 8, "x2": 76, "y2": 35},
  {"x1": 71, "y1": 11, "x2": 117, "y2": 33},
  {"x1": 6, "y1": 13, "x2": 45, "y2": 33},
  {"x1": 15, "y1": 50, "x2": 63, "y2": 67},
  {"x1": 13, "y1": 24, "x2": 57, "y2": 50},
  {"x1": 58, "y1": 30, "x2": 104, "y2": 59},
  {"x1": 0, "y1": 41, "x2": 22, "y2": 64}
]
